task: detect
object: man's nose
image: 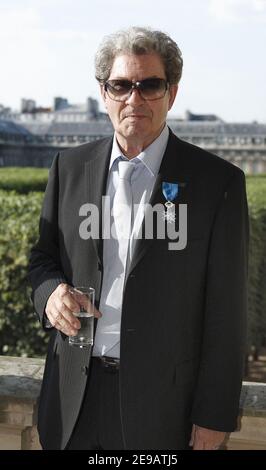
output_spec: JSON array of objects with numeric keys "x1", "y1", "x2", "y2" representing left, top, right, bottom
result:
[{"x1": 125, "y1": 88, "x2": 145, "y2": 105}]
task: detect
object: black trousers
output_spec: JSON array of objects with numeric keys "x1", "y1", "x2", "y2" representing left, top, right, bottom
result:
[{"x1": 67, "y1": 357, "x2": 124, "y2": 450}]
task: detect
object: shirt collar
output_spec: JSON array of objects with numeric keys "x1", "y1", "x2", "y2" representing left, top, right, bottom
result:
[{"x1": 109, "y1": 125, "x2": 169, "y2": 176}]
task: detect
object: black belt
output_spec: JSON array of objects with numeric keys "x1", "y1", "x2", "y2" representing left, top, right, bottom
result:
[{"x1": 93, "y1": 356, "x2": 120, "y2": 371}]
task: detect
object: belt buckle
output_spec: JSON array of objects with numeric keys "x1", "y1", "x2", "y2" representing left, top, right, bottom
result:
[{"x1": 102, "y1": 356, "x2": 119, "y2": 371}]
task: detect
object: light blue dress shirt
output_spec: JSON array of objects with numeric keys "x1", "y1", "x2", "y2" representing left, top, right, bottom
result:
[{"x1": 92, "y1": 125, "x2": 169, "y2": 358}]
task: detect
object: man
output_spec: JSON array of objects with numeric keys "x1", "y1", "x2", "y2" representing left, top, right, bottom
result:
[{"x1": 28, "y1": 26, "x2": 249, "y2": 450}]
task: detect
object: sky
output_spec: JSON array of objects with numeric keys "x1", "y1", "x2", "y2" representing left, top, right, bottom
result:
[{"x1": 0, "y1": 0, "x2": 265, "y2": 123}]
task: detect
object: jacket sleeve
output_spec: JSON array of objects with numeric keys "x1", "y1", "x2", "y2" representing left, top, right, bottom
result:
[
  {"x1": 28, "y1": 153, "x2": 67, "y2": 326},
  {"x1": 191, "y1": 169, "x2": 249, "y2": 431}
]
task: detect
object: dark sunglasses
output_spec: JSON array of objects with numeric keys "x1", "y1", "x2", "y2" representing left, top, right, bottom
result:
[{"x1": 104, "y1": 77, "x2": 169, "y2": 101}]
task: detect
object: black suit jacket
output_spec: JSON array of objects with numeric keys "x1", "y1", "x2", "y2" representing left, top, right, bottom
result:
[{"x1": 28, "y1": 129, "x2": 249, "y2": 450}]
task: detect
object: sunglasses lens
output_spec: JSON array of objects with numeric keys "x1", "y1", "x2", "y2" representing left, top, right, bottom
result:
[
  {"x1": 106, "y1": 80, "x2": 132, "y2": 100},
  {"x1": 140, "y1": 79, "x2": 167, "y2": 99},
  {"x1": 105, "y1": 78, "x2": 168, "y2": 101}
]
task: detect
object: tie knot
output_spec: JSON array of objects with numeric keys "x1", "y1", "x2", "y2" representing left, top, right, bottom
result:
[{"x1": 118, "y1": 160, "x2": 135, "y2": 182}]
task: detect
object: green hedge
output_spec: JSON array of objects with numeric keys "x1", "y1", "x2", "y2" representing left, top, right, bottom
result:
[
  {"x1": 0, "y1": 173, "x2": 265, "y2": 358},
  {"x1": 0, "y1": 190, "x2": 48, "y2": 357},
  {"x1": 246, "y1": 176, "x2": 266, "y2": 350},
  {"x1": 0, "y1": 168, "x2": 48, "y2": 193}
]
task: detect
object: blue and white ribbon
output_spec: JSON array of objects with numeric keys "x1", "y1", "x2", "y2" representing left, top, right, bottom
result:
[{"x1": 162, "y1": 182, "x2": 179, "y2": 223}]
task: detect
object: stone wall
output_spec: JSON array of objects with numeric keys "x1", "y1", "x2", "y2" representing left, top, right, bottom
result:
[{"x1": 0, "y1": 355, "x2": 266, "y2": 450}]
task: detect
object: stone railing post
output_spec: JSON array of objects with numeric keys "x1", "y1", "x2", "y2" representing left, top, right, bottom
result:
[{"x1": 0, "y1": 356, "x2": 44, "y2": 450}]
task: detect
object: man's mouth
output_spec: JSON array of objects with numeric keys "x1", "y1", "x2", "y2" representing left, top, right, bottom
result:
[{"x1": 124, "y1": 114, "x2": 147, "y2": 119}]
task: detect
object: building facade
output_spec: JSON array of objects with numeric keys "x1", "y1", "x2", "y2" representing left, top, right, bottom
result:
[{"x1": 0, "y1": 100, "x2": 266, "y2": 173}]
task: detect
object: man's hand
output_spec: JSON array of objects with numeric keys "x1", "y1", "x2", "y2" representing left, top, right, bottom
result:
[
  {"x1": 189, "y1": 424, "x2": 226, "y2": 450},
  {"x1": 45, "y1": 283, "x2": 102, "y2": 336}
]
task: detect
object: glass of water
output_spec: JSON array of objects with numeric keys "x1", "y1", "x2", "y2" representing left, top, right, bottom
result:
[{"x1": 68, "y1": 286, "x2": 95, "y2": 348}]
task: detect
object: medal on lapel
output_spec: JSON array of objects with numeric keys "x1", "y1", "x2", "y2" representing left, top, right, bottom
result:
[{"x1": 162, "y1": 182, "x2": 179, "y2": 223}]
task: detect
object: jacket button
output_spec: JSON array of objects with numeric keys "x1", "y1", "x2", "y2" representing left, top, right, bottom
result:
[{"x1": 81, "y1": 366, "x2": 89, "y2": 375}]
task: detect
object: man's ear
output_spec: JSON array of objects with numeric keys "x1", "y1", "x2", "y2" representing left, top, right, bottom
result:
[{"x1": 168, "y1": 84, "x2": 178, "y2": 111}]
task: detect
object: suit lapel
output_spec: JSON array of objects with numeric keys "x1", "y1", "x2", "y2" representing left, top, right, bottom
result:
[
  {"x1": 128, "y1": 131, "x2": 189, "y2": 276},
  {"x1": 85, "y1": 138, "x2": 113, "y2": 265}
]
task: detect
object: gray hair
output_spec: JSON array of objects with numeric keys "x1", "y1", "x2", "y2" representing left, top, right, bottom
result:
[{"x1": 95, "y1": 26, "x2": 183, "y2": 85}]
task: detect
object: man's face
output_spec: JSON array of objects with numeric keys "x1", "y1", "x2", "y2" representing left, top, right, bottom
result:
[{"x1": 101, "y1": 53, "x2": 178, "y2": 149}]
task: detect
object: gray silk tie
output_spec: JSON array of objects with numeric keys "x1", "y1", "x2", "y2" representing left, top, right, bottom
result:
[
  {"x1": 113, "y1": 161, "x2": 135, "y2": 241},
  {"x1": 93, "y1": 160, "x2": 135, "y2": 356}
]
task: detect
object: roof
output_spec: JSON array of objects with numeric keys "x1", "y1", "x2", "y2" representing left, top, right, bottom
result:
[
  {"x1": 20, "y1": 121, "x2": 114, "y2": 136},
  {"x1": 167, "y1": 120, "x2": 266, "y2": 136},
  {"x1": 0, "y1": 119, "x2": 32, "y2": 136}
]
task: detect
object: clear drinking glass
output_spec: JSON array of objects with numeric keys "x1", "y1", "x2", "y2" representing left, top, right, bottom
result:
[{"x1": 68, "y1": 286, "x2": 95, "y2": 348}]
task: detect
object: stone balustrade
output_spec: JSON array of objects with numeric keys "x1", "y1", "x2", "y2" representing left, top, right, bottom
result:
[{"x1": 0, "y1": 355, "x2": 266, "y2": 450}]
